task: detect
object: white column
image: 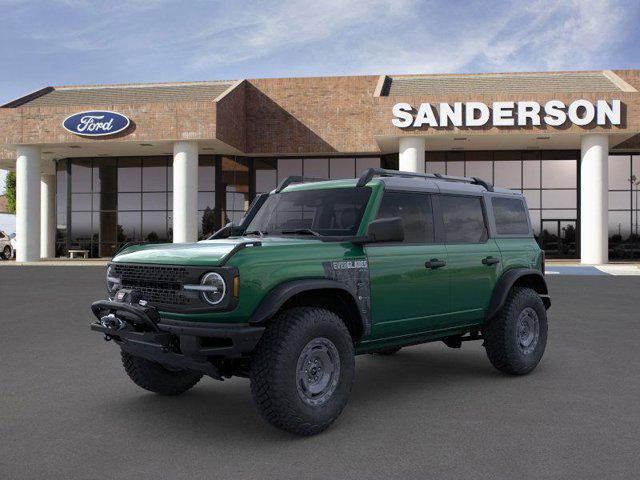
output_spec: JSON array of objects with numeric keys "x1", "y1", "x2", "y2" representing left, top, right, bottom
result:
[
  {"x1": 580, "y1": 134, "x2": 609, "y2": 264},
  {"x1": 40, "y1": 173, "x2": 56, "y2": 258},
  {"x1": 398, "y1": 136, "x2": 425, "y2": 173},
  {"x1": 172, "y1": 141, "x2": 198, "y2": 243},
  {"x1": 15, "y1": 145, "x2": 41, "y2": 262}
]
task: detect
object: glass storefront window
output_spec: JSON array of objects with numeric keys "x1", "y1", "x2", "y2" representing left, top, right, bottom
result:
[
  {"x1": 446, "y1": 161, "x2": 464, "y2": 176},
  {"x1": 142, "y1": 211, "x2": 168, "y2": 242},
  {"x1": 277, "y1": 158, "x2": 302, "y2": 181},
  {"x1": 356, "y1": 157, "x2": 380, "y2": 174},
  {"x1": 541, "y1": 190, "x2": 577, "y2": 209},
  {"x1": 523, "y1": 190, "x2": 541, "y2": 209},
  {"x1": 609, "y1": 155, "x2": 631, "y2": 189},
  {"x1": 542, "y1": 160, "x2": 576, "y2": 188},
  {"x1": 117, "y1": 158, "x2": 142, "y2": 192},
  {"x1": 255, "y1": 158, "x2": 278, "y2": 193},
  {"x1": 522, "y1": 160, "x2": 541, "y2": 188},
  {"x1": 608, "y1": 154, "x2": 640, "y2": 259},
  {"x1": 609, "y1": 191, "x2": 631, "y2": 210},
  {"x1": 423, "y1": 151, "x2": 579, "y2": 258},
  {"x1": 465, "y1": 161, "x2": 492, "y2": 180},
  {"x1": 216, "y1": 156, "x2": 248, "y2": 235},
  {"x1": 71, "y1": 159, "x2": 92, "y2": 192},
  {"x1": 425, "y1": 161, "x2": 446, "y2": 175},
  {"x1": 143, "y1": 157, "x2": 167, "y2": 191},
  {"x1": 329, "y1": 158, "x2": 355, "y2": 179},
  {"x1": 494, "y1": 161, "x2": 521, "y2": 189},
  {"x1": 118, "y1": 211, "x2": 141, "y2": 242},
  {"x1": 64, "y1": 152, "x2": 640, "y2": 260},
  {"x1": 55, "y1": 160, "x2": 68, "y2": 257},
  {"x1": 304, "y1": 158, "x2": 328, "y2": 179}
]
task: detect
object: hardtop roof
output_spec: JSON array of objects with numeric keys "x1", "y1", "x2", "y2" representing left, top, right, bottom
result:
[{"x1": 278, "y1": 174, "x2": 520, "y2": 196}]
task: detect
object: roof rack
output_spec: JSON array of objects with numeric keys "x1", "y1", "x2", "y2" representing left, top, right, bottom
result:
[
  {"x1": 274, "y1": 176, "x2": 329, "y2": 193},
  {"x1": 356, "y1": 168, "x2": 494, "y2": 192}
]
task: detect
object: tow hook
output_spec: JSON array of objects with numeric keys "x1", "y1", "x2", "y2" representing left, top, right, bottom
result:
[{"x1": 100, "y1": 313, "x2": 127, "y2": 331}]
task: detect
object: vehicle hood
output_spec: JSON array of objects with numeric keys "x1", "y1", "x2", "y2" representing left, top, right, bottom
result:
[{"x1": 112, "y1": 236, "x2": 324, "y2": 266}]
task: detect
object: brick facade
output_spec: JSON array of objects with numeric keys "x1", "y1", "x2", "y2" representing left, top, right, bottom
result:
[{"x1": 1, "y1": 69, "x2": 639, "y2": 161}]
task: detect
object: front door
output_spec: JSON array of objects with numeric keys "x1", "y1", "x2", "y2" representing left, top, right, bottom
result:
[
  {"x1": 366, "y1": 191, "x2": 450, "y2": 339},
  {"x1": 439, "y1": 195, "x2": 502, "y2": 326}
]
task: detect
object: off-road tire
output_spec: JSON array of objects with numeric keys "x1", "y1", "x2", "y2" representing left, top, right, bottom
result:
[
  {"x1": 121, "y1": 350, "x2": 202, "y2": 395},
  {"x1": 2, "y1": 246, "x2": 11, "y2": 260},
  {"x1": 483, "y1": 286, "x2": 547, "y2": 375},
  {"x1": 371, "y1": 346, "x2": 402, "y2": 355},
  {"x1": 250, "y1": 307, "x2": 355, "y2": 436}
]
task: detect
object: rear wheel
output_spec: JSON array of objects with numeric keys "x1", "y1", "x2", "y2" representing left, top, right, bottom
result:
[
  {"x1": 483, "y1": 287, "x2": 547, "y2": 375},
  {"x1": 250, "y1": 307, "x2": 355, "y2": 436},
  {"x1": 121, "y1": 350, "x2": 202, "y2": 395},
  {"x1": 2, "y1": 246, "x2": 11, "y2": 260}
]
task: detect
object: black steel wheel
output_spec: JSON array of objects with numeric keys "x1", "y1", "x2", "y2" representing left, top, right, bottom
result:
[
  {"x1": 483, "y1": 287, "x2": 548, "y2": 375},
  {"x1": 250, "y1": 307, "x2": 355, "y2": 436}
]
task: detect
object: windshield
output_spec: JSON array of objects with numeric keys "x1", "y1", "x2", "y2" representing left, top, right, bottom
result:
[{"x1": 245, "y1": 187, "x2": 371, "y2": 237}]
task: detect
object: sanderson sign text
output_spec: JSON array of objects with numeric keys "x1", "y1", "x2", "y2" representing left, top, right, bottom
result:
[{"x1": 391, "y1": 100, "x2": 622, "y2": 128}]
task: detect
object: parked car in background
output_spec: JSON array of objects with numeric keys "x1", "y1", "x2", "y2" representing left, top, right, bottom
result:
[{"x1": 0, "y1": 230, "x2": 14, "y2": 260}]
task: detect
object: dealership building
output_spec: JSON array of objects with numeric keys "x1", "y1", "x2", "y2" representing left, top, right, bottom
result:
[{"x1": 1, "y1": 69, "x2": 639, "y2": 262}]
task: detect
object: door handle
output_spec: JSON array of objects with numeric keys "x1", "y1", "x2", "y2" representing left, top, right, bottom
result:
[
  {"x1": 482, "y1": 256, "x2": 500, "y2": 266},
  {"x1": 425, "y1": 259, "x2": 446, "y2": 269}
]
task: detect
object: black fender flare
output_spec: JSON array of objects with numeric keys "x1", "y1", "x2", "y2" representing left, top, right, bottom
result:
[
  {"x1": 486, "y1": 268, "x2": 551, "y2": 320},
  {"x1": 248, "y1": 278, "x2": 364, "y2": 330}
]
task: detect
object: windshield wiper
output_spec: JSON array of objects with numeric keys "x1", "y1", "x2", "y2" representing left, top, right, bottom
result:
[
  {"x1": 244, "y1": 230, "x2": 267, "y2": 237},
  {"x1": 281, "y1": 228, "x2": 322, "y2": 237}
]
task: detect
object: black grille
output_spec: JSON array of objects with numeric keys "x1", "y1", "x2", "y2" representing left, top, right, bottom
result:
[{"x1": 112, "y1": 264, "x2": 192, "y2": 307}]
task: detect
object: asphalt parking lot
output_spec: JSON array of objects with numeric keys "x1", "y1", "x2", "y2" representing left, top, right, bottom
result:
[{"x1": 1, "y1": 267, "x2": 639, "y2": 480}]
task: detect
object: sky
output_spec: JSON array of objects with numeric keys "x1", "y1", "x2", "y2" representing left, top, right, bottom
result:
[{"x1": 1, "y1": 0, "x2": 639, "y2": 193}]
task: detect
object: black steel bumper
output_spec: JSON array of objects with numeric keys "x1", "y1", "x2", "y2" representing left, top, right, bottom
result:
[{"x1": 90, "y1": 300, "x2": 265, "y2": 379}]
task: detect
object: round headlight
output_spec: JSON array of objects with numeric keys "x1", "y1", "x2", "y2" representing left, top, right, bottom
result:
[
  {"x1": 106, "y1": 265, "x2": 121, "y2": 297},
  {"x1": 201, "y1": 272, "x2": 226, "y2": 305}
]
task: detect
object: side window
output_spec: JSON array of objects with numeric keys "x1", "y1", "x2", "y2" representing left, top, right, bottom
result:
[
  {"x1": 440, "y1": 195, "x2": 488, "y2": 244},
  {"x1": 0, "y1": 232, "x2": 5, "y2": 239},
  {"x1": 492, "y1": 197, "x2": 530, "y2": 235},
  {"x1": 376, "y1": 191, "x2": 434, "y2": 243}
]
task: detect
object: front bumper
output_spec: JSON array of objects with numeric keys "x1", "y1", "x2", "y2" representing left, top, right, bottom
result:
[{"x1": 90, "y1": 300, "x2": 265, "y2": 379}]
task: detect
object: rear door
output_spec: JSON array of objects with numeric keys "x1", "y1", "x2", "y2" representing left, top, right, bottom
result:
[
  {"x1": 366, "y1": 191, "x2": 451, "y2": 339},
  {"x1": 439, "y1": 194, "x2": 501, "y2": 327}
]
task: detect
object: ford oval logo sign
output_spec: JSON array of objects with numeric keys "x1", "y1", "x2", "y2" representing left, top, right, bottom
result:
[{"x1": 62, "y1": 110, "x2": 130, "y2": 137}]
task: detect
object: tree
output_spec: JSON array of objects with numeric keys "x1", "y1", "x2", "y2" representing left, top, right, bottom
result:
[
  {"x1": 5, "y1": 171, "x2": 16, "y2": 213},
  {"x1": 201, "y1": 207, "x2": 216, "y2": 238}
]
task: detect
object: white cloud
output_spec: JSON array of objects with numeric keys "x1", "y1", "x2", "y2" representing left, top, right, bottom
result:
[
  {"x1": 187, "y1": 0, "x2": 418, "y2": 71},
  {"x1": 2, "y1": 0, "x2": 636, "y2": 92}
]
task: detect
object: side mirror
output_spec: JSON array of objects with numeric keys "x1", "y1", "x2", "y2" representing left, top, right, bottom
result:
[{"x1": 365, "y1": 217, "x2": 404, "y2": 243}]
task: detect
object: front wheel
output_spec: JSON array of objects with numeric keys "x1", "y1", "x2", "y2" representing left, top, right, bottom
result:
[
  {"x1": 1, "y1": 246, "x2": 11, "y2": 260},
  {"x1": 250, "y1": 307, "x2": 355, "y2": 436},
  {"x1": 121, "y1": 351, "x2": 202, "y2": 395},
  {"x1": 483, "y1": 287, "x2": 548, "y2": 375}
]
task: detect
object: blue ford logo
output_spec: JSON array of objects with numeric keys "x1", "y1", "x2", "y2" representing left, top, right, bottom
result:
[{"x1": 62, "y1": 110, "x2": 130, "y2": 137}]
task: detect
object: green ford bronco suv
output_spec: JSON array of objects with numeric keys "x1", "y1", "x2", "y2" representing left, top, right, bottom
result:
[{"x1": 91, "y1": 168, "x2": 550, "y2": 435}]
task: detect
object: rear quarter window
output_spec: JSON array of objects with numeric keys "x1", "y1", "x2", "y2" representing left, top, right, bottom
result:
[
  {"x1": 492, "y1": 197, "x2": 530, "y2": 235},
  {"x1": 440, "y1": 195, "x2": 488, "y2": 244}
]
